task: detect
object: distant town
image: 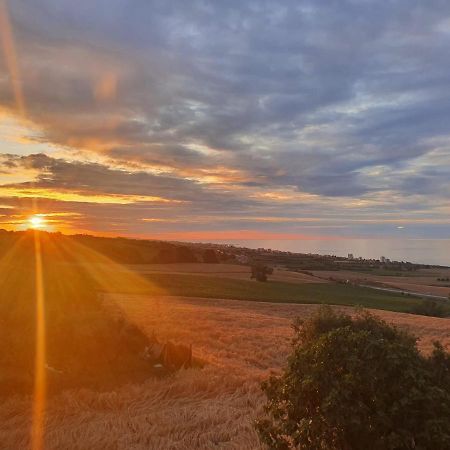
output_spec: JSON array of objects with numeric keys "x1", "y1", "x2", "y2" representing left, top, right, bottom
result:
[{"x1": 185, "y1": 241, "x2": 447, "y2": 272}]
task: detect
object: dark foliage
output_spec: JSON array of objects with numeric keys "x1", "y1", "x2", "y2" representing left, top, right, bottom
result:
[
  {"x1": 256, "y1": 307, "x2": 450, "y2": 449},
  {"x1": 154, "y1": 245, "x2": 197, "y2": 263},
  {"x1": 202, "y1": 249, "x2": 219, "y2": 263},
  {"x1": 251, "y1": 264, "x2": 273, "y2": 282},
  {"x1": 410, "y1": 300, "x2": 448, "y2": 318},
  {"x1": 175, "y1": 245, "x2": 197, "y2": 263}
]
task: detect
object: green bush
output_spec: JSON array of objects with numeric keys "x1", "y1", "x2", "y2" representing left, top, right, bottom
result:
[{"x1": 256, "y1": 307, "x2": 450, "y2": 449}]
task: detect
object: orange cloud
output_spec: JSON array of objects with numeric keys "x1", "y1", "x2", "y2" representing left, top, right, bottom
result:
[
  {"x1": 93, "y1": 72, "x2": 118, "y2": 102},
  {"x1": 0, "y1": 187, "x2": 184, "y2": 205}
]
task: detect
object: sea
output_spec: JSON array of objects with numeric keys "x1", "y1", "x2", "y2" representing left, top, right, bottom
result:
[{"x1": 204, "y1": 238, "x2": 450, "y2": 267}]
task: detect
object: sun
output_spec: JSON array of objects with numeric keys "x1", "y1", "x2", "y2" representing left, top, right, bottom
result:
[{"x1": 28, "y1": 215, "x2": 46, "y2": 230}]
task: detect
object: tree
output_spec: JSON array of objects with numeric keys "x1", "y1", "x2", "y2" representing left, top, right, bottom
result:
[
  {"x1": 202, "y1": 249, "x2": 219, "y2": 263},
  {"x1": 155, "y1": 247, "x2": 176, "y2": 263},
  {"x1": 256, "y1": 307, "x2": 450, "y2": 450},
  {"x1": 154, "y1": 245, "x2": 196, "y2": 263},
  {"x1": 251, "y1": 264, "x2": 273, "y2": 282},
  {"x1": 175, "y1": 245, "x2": 196, "y2": 262}
]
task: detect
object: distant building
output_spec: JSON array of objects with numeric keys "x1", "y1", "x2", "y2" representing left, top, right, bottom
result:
[
  {"x1": 380, "y1": 256, "x2": 386, "y2": 263},
  {"x1": 348, "y1": 253, "x2": 354, "y2": 260}
]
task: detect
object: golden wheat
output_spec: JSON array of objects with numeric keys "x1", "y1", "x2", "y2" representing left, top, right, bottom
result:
[{"x1": 0, "y1": 296, "x2": 448, "y2": 449}]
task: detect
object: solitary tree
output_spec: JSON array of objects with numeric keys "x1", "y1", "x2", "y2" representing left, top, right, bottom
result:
[{"x1": 251, "y1": 264, "x2": 273, "y2": 282}]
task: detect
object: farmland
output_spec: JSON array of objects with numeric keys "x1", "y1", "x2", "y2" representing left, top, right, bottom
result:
[
  {"x1": 312, "y1": 268, "x2": 450, "y2": 298},
  {"x1": 137, "y1": 273, "x2": 425, "y2": 312},
  {"x1": 127, "y1": 262, "x2": 325, "y2": 284},
  {"x1": 0, "y1": 231, "x2": 449, "y2": 449},
  {"x1": 0, "y1": 295, "x2": 448, "y2": 449},
  {"x1": 85, "y1": 262, "x2": 440, "y2": 313}
]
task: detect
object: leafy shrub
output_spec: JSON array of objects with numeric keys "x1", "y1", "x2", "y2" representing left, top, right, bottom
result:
[{"x1": 256, "y1": 307, "x2": 450, "y2": 449}]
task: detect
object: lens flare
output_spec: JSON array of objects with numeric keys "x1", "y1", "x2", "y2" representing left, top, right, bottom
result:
[
  {"x1": 28, "y1": 215, "x2": 46, "y2": 230},
  {"x1": 31, "y1": 230, "x2": 46, "y2": 450}
]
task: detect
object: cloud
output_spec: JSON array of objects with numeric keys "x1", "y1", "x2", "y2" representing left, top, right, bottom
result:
[{"x1": 0, "y1": 1, "x2": 449, "y2": 239}]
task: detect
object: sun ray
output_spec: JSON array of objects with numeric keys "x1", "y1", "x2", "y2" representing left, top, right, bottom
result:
[
  {"x1": 30, "y1": 230, "x2": 46, "y2": 450},
  {"x1": 54, "y1": 237, "x2": 169, "y2": 330},
  {"x1": 0, "y1": 233, "x2": 26, "y2": 270},
  {"x1": 56, "y1": 237, "x2": 164, "y2": 294}
]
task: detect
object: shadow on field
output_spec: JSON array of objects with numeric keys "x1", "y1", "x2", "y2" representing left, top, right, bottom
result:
[{"x1": 0, "y1": 231, "x2": 200, "y2": 396}]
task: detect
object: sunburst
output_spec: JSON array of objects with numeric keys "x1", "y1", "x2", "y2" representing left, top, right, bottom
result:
[{"x1": 28, "y1": 215, "x2": 46, "y2": 230}]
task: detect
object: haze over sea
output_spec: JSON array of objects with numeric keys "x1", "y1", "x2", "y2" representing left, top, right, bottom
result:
[{"x1": 192, "y1": 239, "x2": 450, "y2": 267}]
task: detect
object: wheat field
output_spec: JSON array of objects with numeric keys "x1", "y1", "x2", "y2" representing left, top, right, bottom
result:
[{"x1": 1, "y1": 296, "x2": 449, "y2": 450}]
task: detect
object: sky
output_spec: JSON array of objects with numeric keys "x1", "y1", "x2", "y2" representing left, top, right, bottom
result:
[{"x1": 0, "y1": 0, "x2": 449, "y2": 243}]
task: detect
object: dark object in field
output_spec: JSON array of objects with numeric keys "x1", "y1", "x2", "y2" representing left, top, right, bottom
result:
[
  {"x1": 250, "y1": 264, "x2": 273, "y2": 282},
  {"x1": 143, "y1": 334, "x2": 193, "y2": 372},
  {"x1": 256, "y1": 306, "x2": 450, "y2": 450}
]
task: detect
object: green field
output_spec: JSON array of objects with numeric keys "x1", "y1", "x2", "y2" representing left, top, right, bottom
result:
[{"x1": 122, "y1": 273, "x2": 429, "y2": 313}]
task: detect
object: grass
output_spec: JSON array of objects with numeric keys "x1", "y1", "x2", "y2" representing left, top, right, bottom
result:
[{"x1": 115, "y1": 273, "x2": 426, "y2": 313}]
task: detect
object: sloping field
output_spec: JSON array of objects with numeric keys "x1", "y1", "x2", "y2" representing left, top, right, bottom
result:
[
  {"x1": 381, "y1": 280, "x2": 450, "y2": 297},
  {"x1": 1, "y1": 296, "x2": 448, "y2": 450},
  {"x1": 128, "y1": 263, "x2": 326, "y2": 284},
  {"x1": 312, "y1": 269, "x2": 450, "y2": 297}
]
